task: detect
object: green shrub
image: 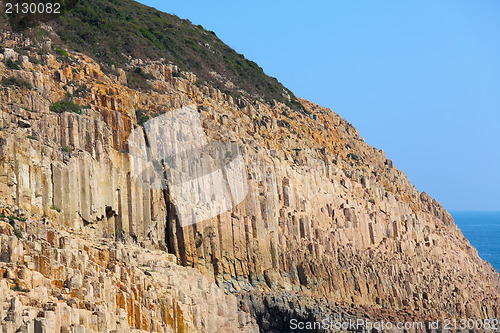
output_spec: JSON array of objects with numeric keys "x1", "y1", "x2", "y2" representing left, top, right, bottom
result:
[
  {"x1": 140, "y1": 28, "x2": 162, "y2": 49},
  {"x1": 347, "y1": 153, "x2": 359, "y2": 162},
  {"x1": 54, "y1": 47, "x2": 70, "y2": 57},
  {"x1": 73, "y1": 84, "x2": 89, "y2": 97},
  {"x1": 50, "y1": 100, "x2": 89, "y2": 114},
  {"x1": 46, "y1": 0, "x2": 304, "y2": 111},
  {"x1": 126, "y1": 67, "x2": 154, "y2": 91},
  {"x1": 135, "y1": 109, "x2": 149, "y2": 126},
  {"x1": 29, "y1": 56, "x2": 43, "y2": 65},
  {"x1": 14, "y1": 229, "x2": 23, "y2": 239},
  {"x1": 51, "y1": 204, "x2": 61, "y2": 212},
  {"x1": 5, "y1": 58, "x2": 21, "y2": 70},
  {"x1": 11, "y1": 284, "x2": 29, "y2": 292},
  {"x1": 1, "y1": 76, "x2": 32, "y2": 89},
  {"x1": 61, "y1": 146, "x2": 70, "y2": 153}
]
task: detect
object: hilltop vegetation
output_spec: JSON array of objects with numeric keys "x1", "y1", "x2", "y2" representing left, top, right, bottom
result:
[{"x1": 44, "y1": 0, "x2": 302, "y2": 109}]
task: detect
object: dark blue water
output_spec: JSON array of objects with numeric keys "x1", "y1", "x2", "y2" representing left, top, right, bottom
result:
[{"x1": 452, "y1": 211, "x2": 500, "y2": 272}]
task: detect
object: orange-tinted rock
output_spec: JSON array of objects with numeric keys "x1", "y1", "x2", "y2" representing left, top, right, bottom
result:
[{"x1": 0, "y1": 28, "x2": 498, "y2": 333}]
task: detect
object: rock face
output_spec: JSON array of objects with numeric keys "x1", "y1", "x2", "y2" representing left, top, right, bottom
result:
[
  {"x1": 0, "y1": 30, "x2": 499, "y2": 332},
  {"x1": 0, "y1": 211, "x2": 258, "y2": 332}
]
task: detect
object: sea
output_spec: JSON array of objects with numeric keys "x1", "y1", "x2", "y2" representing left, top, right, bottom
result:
[{"x1": 452, "y1": 211, "x2": 500, "y2": 273}]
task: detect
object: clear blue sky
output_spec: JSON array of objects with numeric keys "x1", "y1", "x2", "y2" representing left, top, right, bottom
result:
[{"x1": 137, "y1": 0, "x2": 500, "y2": 211}]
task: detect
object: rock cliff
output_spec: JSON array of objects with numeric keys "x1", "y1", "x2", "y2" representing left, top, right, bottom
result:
[
  {"x1": 0, "y1": 208, "x2": 258, "y2": 332},
  {"x1": 0, "y1": 26, "x2": 499, "y2": 332}
]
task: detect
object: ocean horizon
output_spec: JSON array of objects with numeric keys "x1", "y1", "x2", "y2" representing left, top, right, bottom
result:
[{"x1": 452, "y1": 211, "x2": 500, "y2": 272}]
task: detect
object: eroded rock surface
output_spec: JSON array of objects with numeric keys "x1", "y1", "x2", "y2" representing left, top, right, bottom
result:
[{"x1": 0, "y1": 209, "x2": 258, "y2": 332}]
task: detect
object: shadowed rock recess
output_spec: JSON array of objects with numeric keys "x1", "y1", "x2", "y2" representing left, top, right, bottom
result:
[{"x1": 0, "y1": 9, "x2": 499, "y2": 333}]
